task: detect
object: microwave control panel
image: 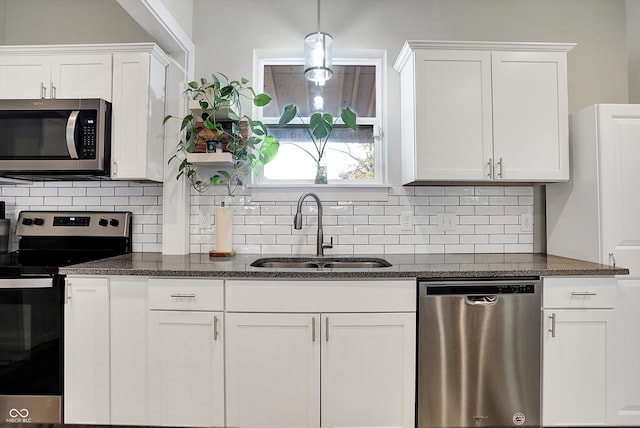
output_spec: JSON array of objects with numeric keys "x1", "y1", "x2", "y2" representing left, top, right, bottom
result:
[{"x1": 78, "y1": 111, "x2": 97, "y2": 159}]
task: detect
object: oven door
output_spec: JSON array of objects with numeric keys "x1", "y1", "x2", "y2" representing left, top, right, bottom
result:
[{"x1": 0, "y1": 276, "x2": 63, "y2": 423}]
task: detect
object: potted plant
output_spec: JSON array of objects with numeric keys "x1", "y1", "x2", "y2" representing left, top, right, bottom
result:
[
  {"x1": 164, "y1": 73, "x2": 281, "y2": 256},
  {"x1": 164, "y1": 73, "x2": 280, "y2": 196},
  {"x1": 277, "y1": 104, "x2": 357, "y2": 184}
]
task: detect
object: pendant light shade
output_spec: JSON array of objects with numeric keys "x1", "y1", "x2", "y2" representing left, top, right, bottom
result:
[{"x1": 304, "y1": 0, "x2": 333, "y2": 84}]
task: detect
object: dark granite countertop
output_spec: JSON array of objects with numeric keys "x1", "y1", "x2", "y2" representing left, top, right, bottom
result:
[{"x1": 59, "y1": 252, "x2": 628, "y2": 279}]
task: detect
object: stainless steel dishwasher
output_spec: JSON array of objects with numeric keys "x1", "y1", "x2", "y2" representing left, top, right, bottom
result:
[{"x1": 417, "y1": 278, "x2": 541, "y2": 428}]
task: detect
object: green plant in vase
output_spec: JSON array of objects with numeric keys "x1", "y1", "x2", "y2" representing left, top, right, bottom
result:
[
  {"x1": 163, "y1": 73, "x2": 280, "y2": 196},
  {"x1": 278, "y1": 104, "x2": 357, "y2": 184}
]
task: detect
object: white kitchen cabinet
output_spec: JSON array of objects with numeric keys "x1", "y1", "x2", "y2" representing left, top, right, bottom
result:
[
  {"x1": 547, "y1": 104, "x2": 640, "y2": 276},
  {"x1": 109, "y1": 277, "x2": 149, "y2": 426},
  {"x1": 63, "y1": 276, "x2": 110, "y2": 425},
  {"x1": 542, "y1": 276, "x2": 617, "y2": 426},
  {"x1": 608, "y1": 279, "x2": 640, "y2": 425},
  {"x1": 111, "y1": 46, "x2": 169, "y2": 182},
  {"x1": 225, "y1": 279, "x2": 416, "y2": 428},
  {"x1": 225, "y1": 312, "x2": 320, "y2": 428},
  {"x1": 0, "y1": 43, "x2": 169, "y2": 182},
  {"x1": 0, "y1": 51, "x2": 112, "y2": 100},
  {"x1": 147, "y1": 278, "x2": 225, "y2": 427},
  {"x1": 394, "y1": 41, "x2": 574, "y2": 184},
  {"x1": 547, "y1": 105, "x2": 640, "y2": 426}
]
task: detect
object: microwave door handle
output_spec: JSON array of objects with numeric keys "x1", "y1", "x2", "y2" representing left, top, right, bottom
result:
[{"x1": 65, "y1": 111, "x2": 80, "y2": 159}]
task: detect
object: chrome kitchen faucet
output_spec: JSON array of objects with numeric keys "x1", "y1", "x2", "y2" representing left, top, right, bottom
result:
[{"x1": 294, "y1": 192, "x2": 333, "y2": 256}]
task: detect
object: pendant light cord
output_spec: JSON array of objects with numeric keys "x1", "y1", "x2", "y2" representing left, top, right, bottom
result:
[{"x1": 317, "y1": 0, "x2": 321, "y2": 34}]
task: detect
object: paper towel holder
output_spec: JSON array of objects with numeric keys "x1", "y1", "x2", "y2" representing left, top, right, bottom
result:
[{"x1": 209, "y1": 201, "x2": 236, "y2": 257}]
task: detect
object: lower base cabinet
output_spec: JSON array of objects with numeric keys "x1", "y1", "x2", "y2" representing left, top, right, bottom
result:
[
  {"x1": 146, "y1": 278, "x2": 225, "y2": 427},
  {"x1": 64, "y1": 277, "x2": 110, "y2": 425},
  {"x1": 541, "y1": 276, "x2": 616, "y2": 426},
  {"x1": 225, "y1": 279, "x2": 417, "y2": 428},
  {"x1": 64, "y1": 276, "x2": 417, "y2": 428},
  {"x1": 608, "y1": 279, "x2": 640, "y2": 425}
]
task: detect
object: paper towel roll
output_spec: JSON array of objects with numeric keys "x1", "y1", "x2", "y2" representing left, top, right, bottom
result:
[{"x1": 215, "y1": 205, "x2": 233, "y2": 252}]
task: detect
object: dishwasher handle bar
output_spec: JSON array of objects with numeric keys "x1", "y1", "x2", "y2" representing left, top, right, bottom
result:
[{"x1": 420, "y1": 278, "x2": 540, "y2": 296}]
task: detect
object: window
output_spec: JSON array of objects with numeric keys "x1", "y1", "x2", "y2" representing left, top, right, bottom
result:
[{"x1": 254, "y1": 54, "x2": 385, "y2": 186}]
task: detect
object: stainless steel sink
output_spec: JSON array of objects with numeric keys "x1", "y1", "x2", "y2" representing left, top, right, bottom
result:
[{"x1": 250, "y1": 257, "x2": 392, "y2": 269}]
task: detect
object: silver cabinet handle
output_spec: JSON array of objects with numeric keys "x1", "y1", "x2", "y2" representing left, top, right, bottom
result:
[
  {"x1": 170, "y1": 293, "x2": 196, "y2": 298},
  {"x1": 497, "y1": 157, "x2": 504, "y2": 178},
  {"x1": 312, "y1": 317, "x2": 316, "y2": 342},
  {"x1": 571, "y1": 291, "x2": 597, "y2": 296},
  {"x1": 548, "y1": 313, "x2": 556, "y2": 338},
  {"x1": 65, "y1": 279, "x2": 71, "y2": 303},
  {"x1": 609, "y1": 252, "x2": 616, "y2": 267},
  {"x1": 40, "y1": 82, "x2": 46, "y2": 99},
  {"x1": 51, "y1": 82, "x2": 56, "y2": 98},
  {"x1": 213, "y1": 315, "x2": 219, "y2": 341},
  {"x1": 325, "y1": 317, "x2": 329, "y2": 342},
  {"x1": 487, "y1": 158, "x2": 493, "y2": 178}
]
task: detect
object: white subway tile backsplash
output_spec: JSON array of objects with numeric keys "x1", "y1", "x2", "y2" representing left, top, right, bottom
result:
[{"x1": 0, "y1": 182, "x2": 534, "y2": 255}]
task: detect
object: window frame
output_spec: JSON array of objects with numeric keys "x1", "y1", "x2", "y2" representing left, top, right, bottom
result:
[{"x1": 251, "y1": 50, "x2": 387, "y2": 188}]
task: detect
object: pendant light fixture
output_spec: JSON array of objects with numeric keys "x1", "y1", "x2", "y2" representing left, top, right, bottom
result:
[{"x1": 304, "y1": 0, "x2": 333, "y2": 84}]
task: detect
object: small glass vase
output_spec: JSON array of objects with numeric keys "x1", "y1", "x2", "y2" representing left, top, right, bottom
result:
[{"x1": 314, "y1": 160, "x2": 328, "y2": 184}]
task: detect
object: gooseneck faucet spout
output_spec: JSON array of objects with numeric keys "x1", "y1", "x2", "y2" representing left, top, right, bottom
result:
[{"x1": 294, "y1": 192, "x2": 333, "y2": 256}]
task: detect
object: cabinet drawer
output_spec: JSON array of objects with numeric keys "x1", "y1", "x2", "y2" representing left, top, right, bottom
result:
[
  {"x1": 148, "y1": 278, "x2": 223, "y2": 311},
  {"x1": 543, "y1": 276, "x2": 617, "y2": 308},
  {"x1": 226, "y1": 279, "x2": 416, "y2": 312}
]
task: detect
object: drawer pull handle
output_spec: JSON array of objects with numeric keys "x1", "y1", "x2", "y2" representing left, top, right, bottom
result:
[
  {"x1": 571, "y1": 291, "x2": 597, "y2": 296},
  {"x1": 549, "y1": 313, "x2": 556, "y2": 338},
  {"x1": 170, "y1": 293, "x2": 196, "y2": 298}
]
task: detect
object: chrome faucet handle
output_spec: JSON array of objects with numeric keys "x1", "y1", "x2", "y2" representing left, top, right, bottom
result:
[{"x1": 322, "y1": 237, "x2": 333, "y2": 250}]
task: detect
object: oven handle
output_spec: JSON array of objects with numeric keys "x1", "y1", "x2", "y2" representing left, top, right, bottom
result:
[{"x1": 0, "y1": 278, "x2": 53, "y2": 288}]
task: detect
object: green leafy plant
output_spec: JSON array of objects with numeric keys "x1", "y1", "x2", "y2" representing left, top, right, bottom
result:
[
  {"x1": 278, "y1": 104, "x2": 357, "y2": 183},
  {"x1": 163, "y1": 73, "x2": 279, "y2": 196}
]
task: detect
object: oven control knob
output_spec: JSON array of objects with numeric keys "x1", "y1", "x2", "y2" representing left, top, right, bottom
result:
[
  {"x1": 110, "y1": 219, "x2": 120, "y2": 227},
  {"x1": 33, "y1": 218, "x2": 45, "y2": 226},
  {"x1": 22, "y1": 218, "x2": 33, "y2": 225},
  {"x1": 99, "y1": 218, "x2": 109, "y2": 227}
]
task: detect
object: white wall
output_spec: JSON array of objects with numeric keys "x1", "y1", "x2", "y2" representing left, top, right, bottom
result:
[
  {"x1": 0, "y1": 0, "x2": 6, "y2": 44},
  {"x1": 1, "y1": 0, "x2": 152, "y2": 45},
  {"x1": 628, "y1": 0, "x2": 640, "y2": 102},
  {"x1": 160, "y1": 0, "x2": 193, "y2": 38}
]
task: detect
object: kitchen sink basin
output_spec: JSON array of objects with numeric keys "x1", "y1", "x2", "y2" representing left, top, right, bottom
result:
[{"x1": 250, "y1": 257, "x2": 392, "y2": 269}]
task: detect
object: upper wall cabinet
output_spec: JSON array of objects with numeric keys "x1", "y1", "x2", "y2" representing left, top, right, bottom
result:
[
  {"x1": 0, "y1": 51, "x2": 112, "y2": 100},
  {"x1": 394, "y1": 41, "x2": 575, "y2": 185},
  {"x1": 0, "y1": 44, "x2": 170, "y2": 182},
  {"x1": 111, "y1": 46, "x2": 169, "y2": 182}
]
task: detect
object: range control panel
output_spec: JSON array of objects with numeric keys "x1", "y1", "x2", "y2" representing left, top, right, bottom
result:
[{"x1": 16, "y1": 211, "x2": 132, "y2": 237}]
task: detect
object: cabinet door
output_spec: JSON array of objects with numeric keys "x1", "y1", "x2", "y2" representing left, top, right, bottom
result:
[
  {"x1": 51, "y1": 54, "x2": 112, "y2": 100},
  {"x1": 0, "y1": 56, "x2": 50, "y2": 99},
  {"x1": 109, "y1": 277, "x2": 148, "y2": 426},
  {"x1": 63, "y1": 277, "x2": 110, "y2": 424},
  {"x1": 321, "y1": 313, "x2": 416, "y2": 428},
  {"x1": 111, "y1": 51, "x2": 166, "y2": 181},
  {"x1": 492, "y1": 51, "x2": 569, "y2": 181},
  {"x1": 225, "y1": 312, "x2": 320, "y2": 428},
  {"x1": 542, "y1": 309, "x2": 613, "y2": 426},
  {"x1": 147, "y1": 310, "x2": 224, "y2": 427},
  {"x1": 598, "y1": 105, "x2": 640, "y2": 276},
  {"x1": 413, "y1": 49, "x2": 493, "y2": 180},
  {"x1": 608, "y1": 279, "x2": 640, "y2": 425}
]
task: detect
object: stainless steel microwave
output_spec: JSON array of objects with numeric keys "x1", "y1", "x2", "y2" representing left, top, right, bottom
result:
[{"x1": 0, "y1": 98, "x2": 111, "y2": 179}]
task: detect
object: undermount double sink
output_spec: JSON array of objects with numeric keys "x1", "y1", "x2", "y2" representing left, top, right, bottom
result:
[{"x1": 250, "y1": 257, "x2": 392, "y2": 269}]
